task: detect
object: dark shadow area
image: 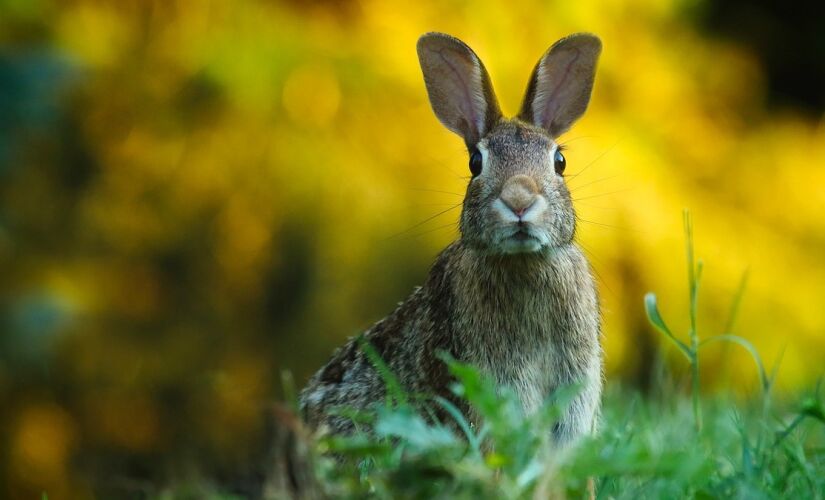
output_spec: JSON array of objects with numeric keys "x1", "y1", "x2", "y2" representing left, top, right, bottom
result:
[{"x1": 694, "y1": 0, "x2": 825, "y2": 112}]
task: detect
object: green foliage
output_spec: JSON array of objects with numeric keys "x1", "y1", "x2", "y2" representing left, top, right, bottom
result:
[
  {"x1": 317, "y1": 355, "x2": 573, "y2": 498},
  {"x1": 308, "y1": 362, "x2": 824, "y2": 499}
]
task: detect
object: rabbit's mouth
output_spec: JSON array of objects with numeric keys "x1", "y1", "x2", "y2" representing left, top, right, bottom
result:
[
  {"x1": 511, "y1": 229, "x2": 533, "y2": 242},
  {"x1": 497, "y1": 226, "x2": 544, "y2": 254}
]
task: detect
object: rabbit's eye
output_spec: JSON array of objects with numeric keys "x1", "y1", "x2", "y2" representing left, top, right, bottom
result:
[
  {"x1": 469, "y1": 149, "x2": 483, "y2": 177},
  {"x1": 554, "y1": 149, "x2": 566, "y2": 175}
]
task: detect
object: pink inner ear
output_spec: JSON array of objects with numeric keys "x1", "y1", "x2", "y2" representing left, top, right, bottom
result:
[
  {"x1": 535, "y1": 48, "x2": 581, "y2": 131},
  {"x1": 435, "y1": 47, "x2": 482, "y2": 138}
]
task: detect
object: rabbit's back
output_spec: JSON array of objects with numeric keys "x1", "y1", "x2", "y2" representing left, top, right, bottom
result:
[{"x1": 299, "y1": 273, "x2": 462, "y2": 434}]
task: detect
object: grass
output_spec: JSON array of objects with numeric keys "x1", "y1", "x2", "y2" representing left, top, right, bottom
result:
[
  {"x1": 313, "y1": 367, "x2": 824, "y2": 499},
  {"x1": 162, "y1": 213, "x2": 825, "y2": 498}
]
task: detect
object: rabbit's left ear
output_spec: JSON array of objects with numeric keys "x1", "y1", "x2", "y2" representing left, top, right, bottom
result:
[{"x1": 519, "y1": 34, "x2": 601, "y2": 138}]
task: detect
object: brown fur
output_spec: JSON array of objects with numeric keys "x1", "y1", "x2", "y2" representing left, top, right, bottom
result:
[{"x1": 300, "y1": 33, "x2": 603, "y2": 444}]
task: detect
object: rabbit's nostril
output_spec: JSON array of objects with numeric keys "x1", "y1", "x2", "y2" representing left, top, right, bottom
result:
[
  {"x1": 502, "y1": 198, "x2": 537, "y2": 219},
  {"x1": 513, "y1": 205, "x2": 530, "y2": 218}
]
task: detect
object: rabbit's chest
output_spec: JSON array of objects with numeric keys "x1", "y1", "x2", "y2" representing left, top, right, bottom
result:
[
  {"x1": 481, "y1": 314, "x2": 563, "y2": 407},
  {"x1": 448, "y1": 243, "x2": 600, "y2": 414},
  {"x1": 454, "y1": 284, "x2": 597, "y2": 410}
]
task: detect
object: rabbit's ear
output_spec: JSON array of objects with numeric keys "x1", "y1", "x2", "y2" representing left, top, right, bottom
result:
[
  {"x1": 519, "y1": 34, "x2": 601, "y2": 138},
  {"x1": 417, "y1": 33, "x2": 502, "y2": 148}
]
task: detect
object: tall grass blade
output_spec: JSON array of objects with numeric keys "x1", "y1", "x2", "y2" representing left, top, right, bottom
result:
[
  {"x1": 724, "y1": 269, "x2": 750, "y2": 334},
  {"x1": 433, "y1": 395, "x2": 482, "y2": 457},
  {"x1": 358, "y1": 336, "x2": 409, "y2": 406},
  {"x1": 644, "y1": 293, "x2": 691, "y2": 360},
  {"x1": 281, "y1": 369, "x2": 299, "y2": 412},
  {"x1": 800, "y1": 397, "x2": 825, "y2": 425},
  {"x1": 699, "y1": 334, "x2": 769, "y2": 393}
]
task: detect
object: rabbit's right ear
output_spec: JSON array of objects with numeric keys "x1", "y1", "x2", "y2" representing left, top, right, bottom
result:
[{"x1": 417, "y1": 33, "x2": 502, "y2": 148}]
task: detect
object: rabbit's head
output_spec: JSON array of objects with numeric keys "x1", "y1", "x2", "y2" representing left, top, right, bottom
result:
[{"x1": 417, "y1": 33, "x2": 601, "y2": 255}]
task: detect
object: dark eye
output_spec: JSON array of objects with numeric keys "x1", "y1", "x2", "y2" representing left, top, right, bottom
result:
[
  {"x1": 469, "y1": 149, "x2": 483, "y2": 177},
  {"x1": 553, "y1": 149, "x2": 566, "y2": 175}
]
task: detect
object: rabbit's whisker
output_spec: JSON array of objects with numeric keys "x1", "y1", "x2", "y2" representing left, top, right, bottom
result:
[
  {"x1": 556, "y1": 135, "x2": 595, "y2": 147},
  {"x1": 385, "y1": 203, "x2": 462, "y2": 240},
  {"x1": 576, "y1": 216, "x2": 644, "y2": 234},
  {"x1": 572, "y1": 188, "x2": 634, "y2": 202},
  {"x1": 408, "y1": 188, "x2": 464, "y2": 197},
  {"x1": 569, "y1": 174, "x2": 620, "y2": 192},
  {"x1": 576, "y1": 242, "x2": 615, "y2": 297},
  {"x1": 446, "y1": 167, "x2": 470, "y2": 181},
  {"x1": 397, "y1": 221, "x2": 460, "y2": 241},
  {"x1": 575, "y1": 217, "x2": 624, "y2": 230},
  {"x1": 574, "y1": 202, "x2": 614, "y2": 210},
  {"x1": 565, "y1": 141, "x2": 619, "y2": 182}
]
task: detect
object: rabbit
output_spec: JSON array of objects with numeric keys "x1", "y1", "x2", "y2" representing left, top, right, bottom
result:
[{"x1": 300, "y1": 32, "x2": 603, "y2": 445}]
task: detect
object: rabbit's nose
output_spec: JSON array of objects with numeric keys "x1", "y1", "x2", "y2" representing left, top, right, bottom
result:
[{"x1": 500, "y1": 175, "x2": 539, "y2": 218}]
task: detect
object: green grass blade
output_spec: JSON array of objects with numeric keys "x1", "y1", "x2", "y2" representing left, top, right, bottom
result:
[
  {"x1": 684, "y1": 209, "x2": 694, "y2": 291},
  {"x1": 433, "y1": 395, "x2": 482, "y2": 457},
  {"x1": 699, "y1": 334, "x2": 769, "y2": 392},
  {"x1": 374, "y1": 406, "x2": 457, "y2": 449},
  {"x1": 683, "y1": 210, "x2": 701, "y2": 347},
  {"x1": 767, "y1": 344, "x2": 787, "y2": 393},
  {"x1": 774, "y1": 413, "x2": 807, "y2": 445},
  {"x1": 358, "y1": 335, "x2": 409, "y2": 406},
  {"x1": 683, "y1": 210, "x2": 696, "y2": 329},
  {"x1": 280, "y1": 369, "x2": 298, "y2": 412},
  {"x1": 691, "y1": 259, "x2": 703, "y2": 339},
  {"x1": 723, "y1": 269, "x2": 750, "y2": 334},
  {"x1": 644, "y1": 293, "x2": 691, "y2": 360},
  {"x1": 800, "y1": 397, "x2": 825, "y2": 425}
]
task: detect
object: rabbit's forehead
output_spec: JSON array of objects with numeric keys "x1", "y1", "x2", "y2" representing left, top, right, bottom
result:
[{"x1": 483, "y1": 123, "x2": 554, "y2": 166}]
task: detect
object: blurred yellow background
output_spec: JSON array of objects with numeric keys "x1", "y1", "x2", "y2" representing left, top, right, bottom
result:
[{"x1": 1, "y1": 0, "x2": 823, "y2": 497}]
